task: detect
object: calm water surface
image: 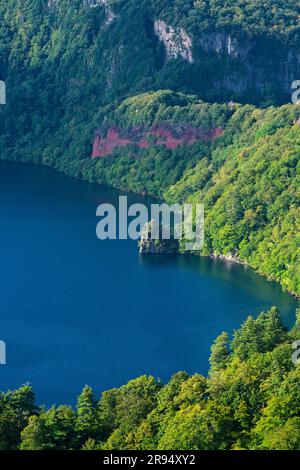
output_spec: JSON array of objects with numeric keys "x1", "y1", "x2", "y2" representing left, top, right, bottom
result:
[{"x1": 0, "y1": 161, "x2": 298, "y2": 406}]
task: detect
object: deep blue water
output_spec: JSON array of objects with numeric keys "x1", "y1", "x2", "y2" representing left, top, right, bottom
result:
[{"x1": 0, "y1": 160, "x2": 298, "y2": 406}]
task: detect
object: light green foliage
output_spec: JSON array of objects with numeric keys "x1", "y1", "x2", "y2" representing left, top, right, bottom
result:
[
  {"x1": 0, "y1": 0, "x2": 299, "y2": 452},
  {"x1": 0, "y1": 307, "x2": 298, "y2": 450},
  {"x1": 165, "y1": 105, "x2": 300, "y2": 296},
  {"x1": 0, "y1": 2, "x2": 299, "y2": 294},
  {"x1": 20, "y1": 405, "x2": 76, "y2": 450}
]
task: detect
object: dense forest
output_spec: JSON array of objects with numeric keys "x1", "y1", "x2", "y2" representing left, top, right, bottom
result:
[
  {"x1": 1, "y1": 307, "x2": 299, "y2": 450},
  {"x1": 77, "y1": 93, "x2": 300, "y2": 296},
  {"x1": 3, "y1": 87, "x2": 299, "y2": 296},
  {"x1": 0, "y1": 1, "x2": 299, "y2": 296}
]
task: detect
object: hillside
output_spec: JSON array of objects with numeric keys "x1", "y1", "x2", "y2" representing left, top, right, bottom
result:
[
  {"x1": 84, "y1": 93, "x2": 300, "y2": 296},
  {"x1": 0, "y1": 0, "x2": 300, "y2": 453},
  {"x1": 1, "y1": 0, "x2": 300, "y2": 107}
]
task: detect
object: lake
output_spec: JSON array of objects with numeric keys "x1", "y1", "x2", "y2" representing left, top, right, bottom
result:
[{"x1": 0, "y1": 160, "x2": 298, "y2": 406}]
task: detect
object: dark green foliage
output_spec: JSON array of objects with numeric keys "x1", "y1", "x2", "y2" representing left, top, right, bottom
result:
[
  {"x1": 0, "y1": 0, "x2": 299, "y2": 452},
  {"x1": 209, "y1": 332, "x2": 230, "y2": 371},
  {"x1": 0, "y1": 2, "x2": 299, "y2": 295},
  {"x1": 157, "y1": 0, "x2": 300, "y2": 43},
  {"x1": 231, "y1": 307, "x2": 287, "y2": 360},
  {"x1": 0, "y1": 385, "x2": 36, "y2": 450},
  {"x1": 75, "y1": 386, "x2": 100, "y2": 447}
]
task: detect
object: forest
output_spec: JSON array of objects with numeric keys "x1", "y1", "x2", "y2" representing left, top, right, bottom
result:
[
  {"x1": 0, "y1": 0, "x2": 299, "y2": 451},
  {"x1": 0, "y1": 1, "x2": 299, "y2": 295},
  {"x1": 44, "y1": 92, "x2": 300, "y2": 297}
]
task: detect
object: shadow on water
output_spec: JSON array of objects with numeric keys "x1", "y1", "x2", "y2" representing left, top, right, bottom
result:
[{"x1": 139, "y1": 254, "x2": 297, "y2": 326}]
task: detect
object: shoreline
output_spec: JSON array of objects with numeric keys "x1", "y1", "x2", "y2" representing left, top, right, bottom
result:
[{"x1": 207, "y1": 252, "x2": 300, "y2": 300}]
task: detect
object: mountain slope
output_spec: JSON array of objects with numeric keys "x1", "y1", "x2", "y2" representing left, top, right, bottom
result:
[{"x1": 78, "y1": 93, "x2": 300, "y2": 296}]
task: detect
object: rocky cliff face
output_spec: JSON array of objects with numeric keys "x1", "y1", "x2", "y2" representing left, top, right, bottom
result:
[
  {"x1": 152, "y1": 18, "x2": 299, "y2": 101},
  {"x1": 139, "y1": 221, "x2": 179, "y2": 254},
  {"x1": 39, "y1": 4, "x2": 300, "y2": 105},
  {"x1": 154, "y1": 20, "x2": 193, "y2": 63},
  {"x1": 198, "y1": 32, "x2": 251, "y2": 59},
  {"x1": 194, "y1": 31, "x2": 300, "y2": 97}
]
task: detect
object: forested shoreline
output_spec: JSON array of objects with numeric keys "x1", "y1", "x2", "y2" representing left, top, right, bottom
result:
[
  {"x1": 0, "y1": 307, "x2": 299, "y2": 450},
  {"x1": 0, "y1": 1, "x2": 299, "y2": 296},
  {"x1": 0, "y1": 0, "x2": 299, "y2": 451}
]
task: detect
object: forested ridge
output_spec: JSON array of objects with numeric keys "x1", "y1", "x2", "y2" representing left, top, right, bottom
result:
[{"x1": 1, "y1": 308, "x2": 300, "y2": 450}]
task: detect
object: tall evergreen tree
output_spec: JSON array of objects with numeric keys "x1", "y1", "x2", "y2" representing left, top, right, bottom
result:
[{"x1": 75, "y1": 386, "x2": 99, "y2": 446}]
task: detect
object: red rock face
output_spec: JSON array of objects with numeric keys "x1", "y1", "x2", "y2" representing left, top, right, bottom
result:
[
  {"x1": 92, "y1": 129, "x2": 132, "y2": 158},
  {"x1": 92, "y1": 124, "x2": 223, "y2": 158}
]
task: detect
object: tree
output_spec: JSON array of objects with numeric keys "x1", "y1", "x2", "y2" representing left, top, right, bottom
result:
[
  {"x1": 20, "y1": 406, "x2": 76, "y2": 450},
  {"x1": 251, "y1": 368, "x2": 300, "y2": 449},
  {"x1": 158, "y1": 402, "x2": 234, "y2": 450},
  {"x1": 0, "y1": 385, "x2": 36, "y2": 450},
  {"x1": 231, "y1": 308, "x2": 286, "y2": 359},
  {"x1": 231, "y1": 316, "x2": 261, "y2": 360},
  {"x1": 114, "y1": 376, "x2": 161, "y2": 431},
  {"x1": 75, "y1": 386, "x2": 99, "y2": 445},
  {"x1": 254, "y1": 418, "x2": 300, "y2": 450}
]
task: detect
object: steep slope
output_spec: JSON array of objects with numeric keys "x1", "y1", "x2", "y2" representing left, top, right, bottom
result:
[
  {"x1": 0, "y1": 0, "x2": 299, "y2": 167},
  {"x1": 165, "y1": 104, "x2": 300, "y2": 295}
]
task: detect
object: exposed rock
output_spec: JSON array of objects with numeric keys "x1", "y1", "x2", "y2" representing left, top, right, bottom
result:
[
  {"x1": 98, "y1": 0, "x2": 116, "y2": 25},
  {"x1": 0, "y1": 81, "x2": 6, "y2": 105},
  {"x1": 154, "y1": 20, "x2": 193, "y2": 63},
  {"x1": 210, "y1": 251, "x2": 245, "y2": 265},
  {"x1": 47, "y1": 0, "x2": 60, "y2": 9},
  {"x1": 82, "y1": 0, "x2": 116, "y2": 24},
  {"x1": 198, "y1": 32, "x2": 251, "y2": 59},
  {"x1": 196, "y1": 32, "x2": 300, "y2": 96}
]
